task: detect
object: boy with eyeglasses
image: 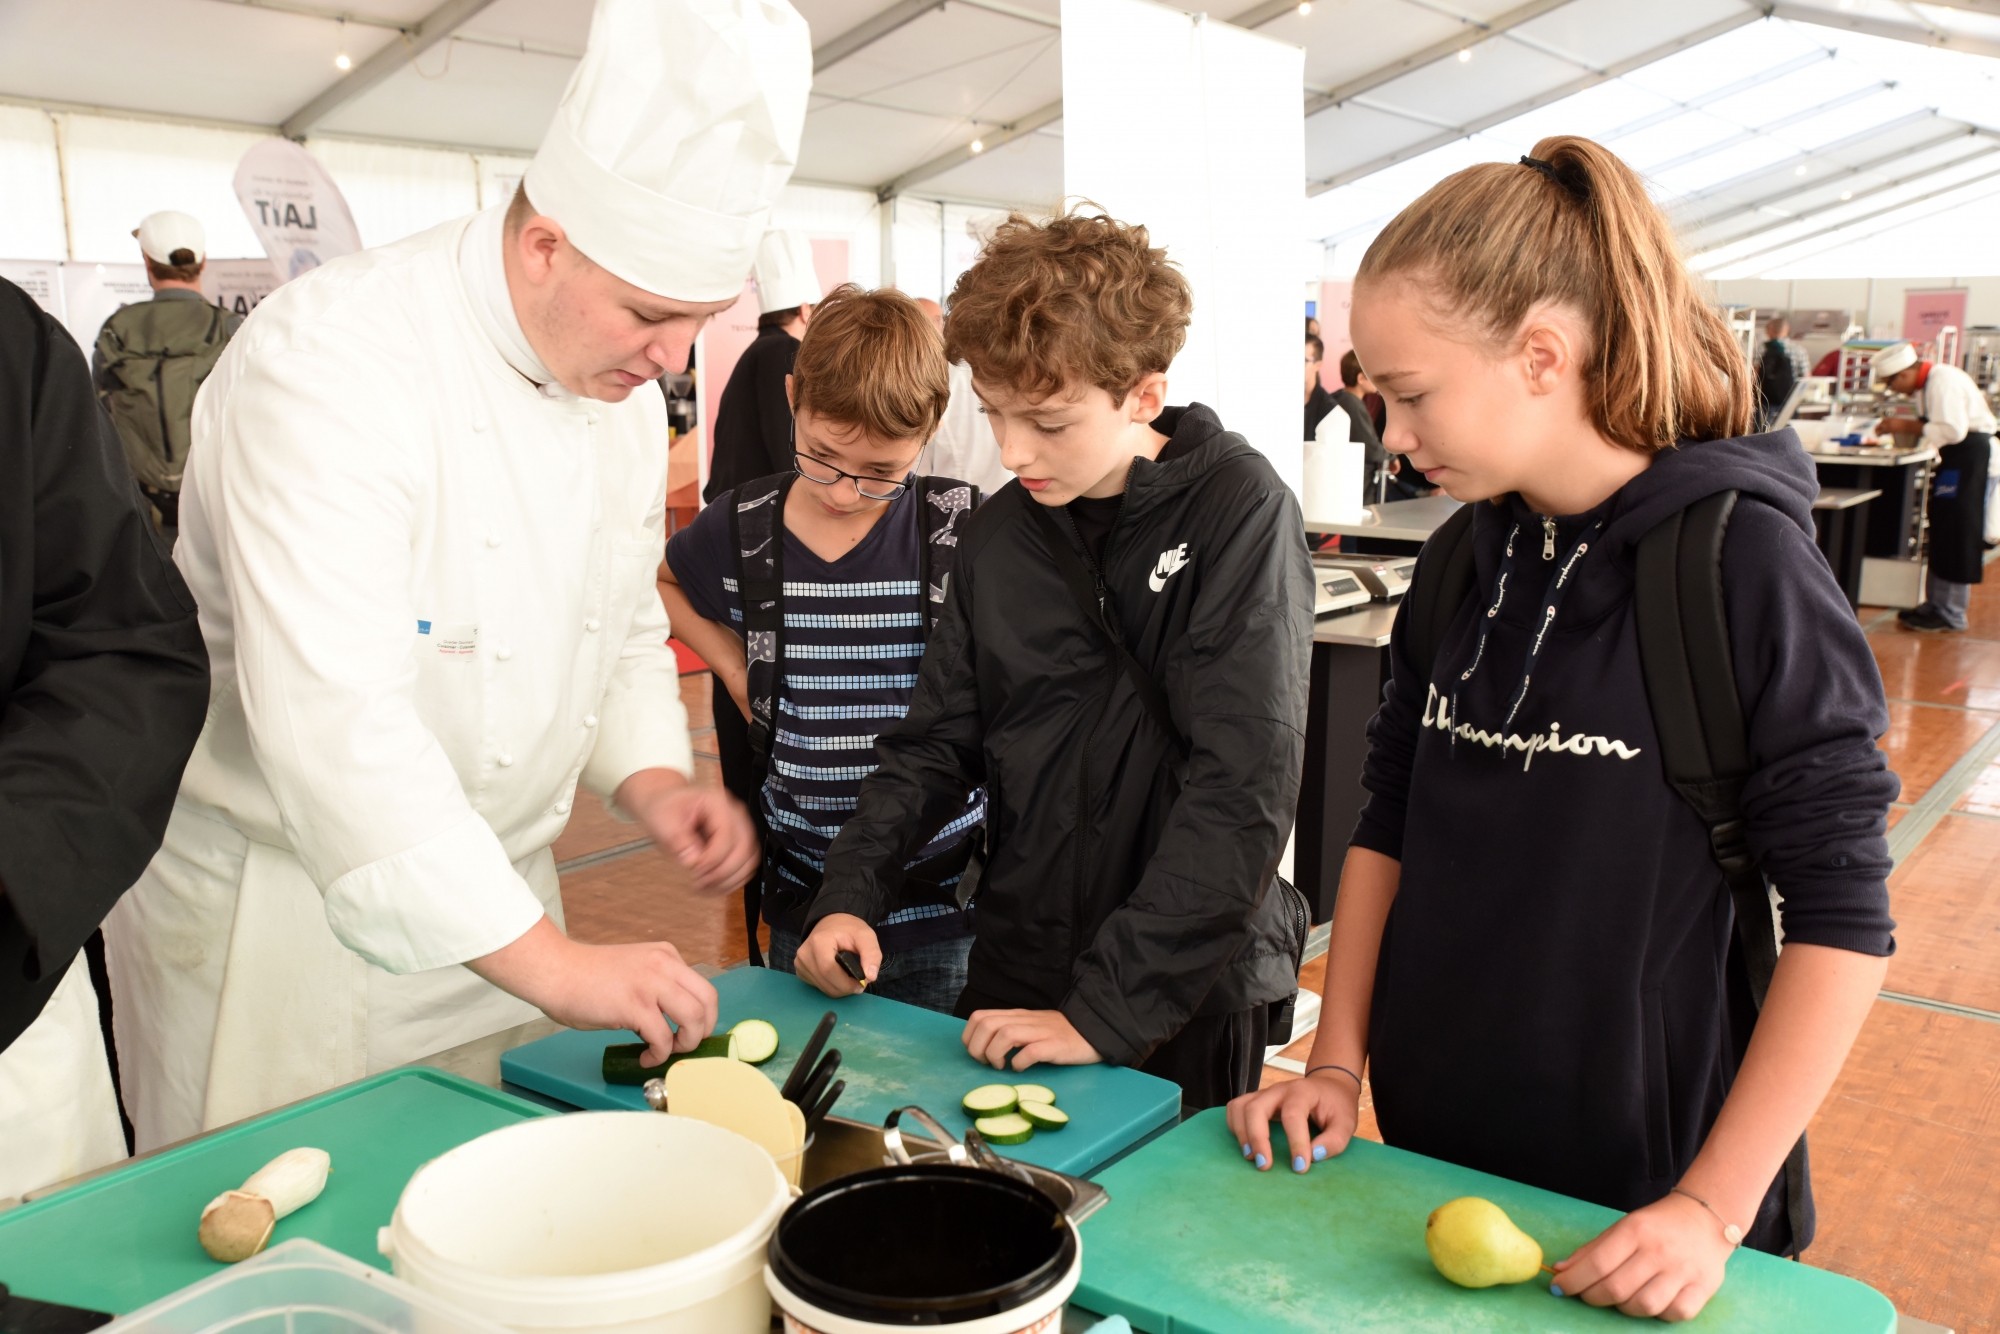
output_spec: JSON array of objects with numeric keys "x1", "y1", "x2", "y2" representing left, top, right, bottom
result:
[{"x1": 658, "y1": 284, "x2": 984, "y2": 1010}]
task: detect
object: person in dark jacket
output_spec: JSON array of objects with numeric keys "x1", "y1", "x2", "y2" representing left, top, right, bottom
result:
[
  {"x1": 1229, "y1": 139, "x2": 1895, "y2": 1322},
  {"x1": 794, "y1": 210, "x2": 1314, "y2": 1111},
  {"x1": 1754, "y1": 315, "x2": 1805, "y2": 429},
  {"x1": 1304, "y1": 334, "x2": 1335, "y2": 439},
  {"x1": 0, "y1": 277, "x2": 210, "y2": 1196},
  {"x1": 702, "y1": 230, "x2": 821, "y2": 505}
]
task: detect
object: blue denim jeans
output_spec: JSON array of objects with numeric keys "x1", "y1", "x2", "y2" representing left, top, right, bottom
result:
[{"x1": 765, "y1": 927, "x2": 972, "y2": 1014}]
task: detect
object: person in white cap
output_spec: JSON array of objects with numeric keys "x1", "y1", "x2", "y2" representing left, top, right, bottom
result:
[
  {"x1": 703, "y1": 229, "x2": 822, "y2": 505},
  {"x1": 92, "y1": 211, "x2": 243, "y2": 539},
  {"x1": 103, "y1": 0, "x2": 811, "y2": 1150},
  {"x1": 1871, "y1": 341, "x2": 1996, "y2": 632}
]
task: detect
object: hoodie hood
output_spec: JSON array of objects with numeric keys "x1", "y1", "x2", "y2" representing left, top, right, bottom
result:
[
  {"x1": 1122, "y1": 402, "x2": 1262, "y2": 520},
  {"x1": 1598, "y1": 428, "x2": 1818, "y2": 562}
]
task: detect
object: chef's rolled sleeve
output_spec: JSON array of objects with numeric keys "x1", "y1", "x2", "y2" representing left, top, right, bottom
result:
[{"x1": 206, "y1": 343, "x2": 548, "y2": 971}]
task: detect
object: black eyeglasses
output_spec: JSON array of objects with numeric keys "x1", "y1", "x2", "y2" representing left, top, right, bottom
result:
[{"x1": 789, "y1": 421, "x2": 910, "y2": 501}]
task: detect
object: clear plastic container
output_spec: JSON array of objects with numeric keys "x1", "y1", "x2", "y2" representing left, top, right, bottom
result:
[{"x1": 99, "y1": 1239, "x2": 514, "y2": 1334}]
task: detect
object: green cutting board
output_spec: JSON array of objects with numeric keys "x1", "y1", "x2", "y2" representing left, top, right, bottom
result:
[
  {"x1": 501, "y1": 966, "x2": 1183, "y2": 1177},
  {"x1": 1073, "y1": 1109, "x2": 1896, "y2": 1333},
  {"x1": 0, "y1": 1068, "x2": 555, "y2": 1315}
]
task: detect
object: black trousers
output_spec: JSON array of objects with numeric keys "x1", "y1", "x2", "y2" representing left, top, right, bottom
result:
[
  {"x1": 956, "y1": 983, "x2": 1269, "y2": 1115},
  {"x1": 1930, "y1": 433, "x2": 1991, "y2": 585}
]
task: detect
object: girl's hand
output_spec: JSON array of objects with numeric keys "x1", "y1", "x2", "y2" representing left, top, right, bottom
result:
[
  {"x1": 1224, "y1": 1069, "x2": 1360, "y2": 1175},
  {"x1": 1551, "y1": 1191, "x2": 1736, "y2": 1321}
]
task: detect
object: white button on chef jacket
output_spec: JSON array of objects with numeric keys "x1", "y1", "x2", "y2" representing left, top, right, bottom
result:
[{"x1": 103, "y1": 205, "x2": 693, "y2": 1151}]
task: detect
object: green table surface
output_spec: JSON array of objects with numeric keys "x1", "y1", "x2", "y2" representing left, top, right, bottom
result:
[
  {"x1": 501, "y1": 966, "x2": 1183, "y2": 1177},
  {"x1": 0, "y1": 1068, "x2": 555, "y2": 1315},
  {"x1": 1073, "y1": 1109, "x2": 1896, "y2": 1334}
]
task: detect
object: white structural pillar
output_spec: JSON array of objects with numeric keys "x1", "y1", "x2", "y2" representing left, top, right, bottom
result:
[{"x1": 1060, "y1": 0, "x2": 1305, "y2": 495}]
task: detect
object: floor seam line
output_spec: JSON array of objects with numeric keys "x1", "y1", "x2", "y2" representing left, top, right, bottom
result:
[
  {"x1": 1878, "y1": 990, "x2": 2000, "y2": 1025},
  {"x1": 555, "y1": 839, "x2": 655, "y2": 874},
  {"x1": 1886, "y1": 720, "x2": 2000, "y2": 866},
  {"x1": 1881, "y1": 697, "x2": 2000, "y2": 715}
]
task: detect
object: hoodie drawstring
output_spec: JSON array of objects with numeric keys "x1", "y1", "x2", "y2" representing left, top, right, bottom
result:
[{"x1": 1450, "y1": 515, "x2": 1605, "y2": 739}]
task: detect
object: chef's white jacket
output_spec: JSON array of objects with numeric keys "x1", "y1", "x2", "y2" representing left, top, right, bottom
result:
[
  {"x1": 105, "y1": 205, "x2": 693, "y2": 1149},
  {"x1": 1915, "y1": 361, "x2": 1998, "y2": 448}
]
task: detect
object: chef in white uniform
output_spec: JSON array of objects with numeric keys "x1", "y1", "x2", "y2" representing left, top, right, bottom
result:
[{"x1": 104, "y1": 0, "x2": 811, "y2": 1151}]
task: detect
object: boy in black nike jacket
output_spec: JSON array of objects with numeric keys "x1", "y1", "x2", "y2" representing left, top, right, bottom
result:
[{"x1": 794, "y1": 210, "x2": 1314, "y2": 1110}]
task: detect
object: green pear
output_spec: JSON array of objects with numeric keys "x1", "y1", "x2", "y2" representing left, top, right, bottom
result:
[{"x1": 1425, "y1": 1197, "x2": 1544, "y2": 1288}]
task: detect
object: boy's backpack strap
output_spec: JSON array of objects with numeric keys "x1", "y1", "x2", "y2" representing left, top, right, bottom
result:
[
  {"x1": 729, "y1": 473, "x2": 793, "y2": 768},
  {"x1": 1634, "y1": 488, "x2": 1811, "y2": 1251},
  {"x1": 1021, "y1": 493, "x2": 1189, "y2": 757},
  {"x1": 1404, "y1": 501, "x2": 1479, "y2": 681},
  {"x1": 916, "y1": 475, "x2": 979, "y2": 637}
]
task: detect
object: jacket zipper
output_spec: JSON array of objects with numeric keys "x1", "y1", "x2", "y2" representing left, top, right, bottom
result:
[
  {"x1": 1061, "y1": 485, "x2": 1133, "y2": 960},
  {"x1": 1542, "y1": 514, "x2": 1557, "y2": 560}
]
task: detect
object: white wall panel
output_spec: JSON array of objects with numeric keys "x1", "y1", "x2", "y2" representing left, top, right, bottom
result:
[
  {"x1": 56, "y1": 114, "x2": 265, "y2": 263},
  {"x1": 306, "y1": 138, "x2": 479, "y2": 249},
  {"x1": 0, "y1": 107, "x2": 67, "y2": 260},
  {"x1": 1063, "y1": 0, "x2": 1305, "y2": 492}
]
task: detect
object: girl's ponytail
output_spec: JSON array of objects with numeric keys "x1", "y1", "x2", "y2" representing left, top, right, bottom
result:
[{"x1": 1356, "y1": 135, "x2": 1753, "y2": 453}]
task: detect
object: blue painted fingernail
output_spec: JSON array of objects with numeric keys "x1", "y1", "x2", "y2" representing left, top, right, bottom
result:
[
  {"x1": 1313, "y1": 1145, "x2": 1328, "y2": 1162},
  {"x1": 1292, "y1": 1156, "x2": 1306, "y2": 1173},
  {"x1": 1242, "y1": 1142, "x2": 1252, "y2": 1158},
  {"x1": 1550, "y1": 1284, "x2": 1564, "y2": 1298},
  {"x1": 1254, "y1": 1154, "x2": 1268, "y2": 1168}
]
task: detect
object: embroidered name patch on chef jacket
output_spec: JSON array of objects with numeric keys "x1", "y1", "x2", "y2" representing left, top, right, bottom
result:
[{"x1": 417, "y1": 620, "x2": 479, "y2": 656}]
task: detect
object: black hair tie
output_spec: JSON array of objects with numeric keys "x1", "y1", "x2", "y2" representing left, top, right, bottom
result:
[{"x1": 1520, "y1": 154, "x2": 1588, "y2": 202}]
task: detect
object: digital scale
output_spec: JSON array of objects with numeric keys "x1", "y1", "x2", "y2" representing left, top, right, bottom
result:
[
  {"x1": 1313, "y1": 568, "x2": 1372, "y2": 618},
  {"x1": 1313, "y1": 554, "x2": 1417, "y2": 603}
]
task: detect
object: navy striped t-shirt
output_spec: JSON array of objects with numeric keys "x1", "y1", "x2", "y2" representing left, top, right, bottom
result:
[{"x1": 666, "y1": 484, "x2": 984, "y2": 941}]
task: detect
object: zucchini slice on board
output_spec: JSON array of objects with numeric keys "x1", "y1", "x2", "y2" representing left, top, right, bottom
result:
[
  {"x1": 1018, "y1": 1101, "x2": 1068, "y2": 1131},
  {"x1": 1012, "y1": 1083, "x2": 1056, "y2": 1107},
  {"x1": 974, "y1": 1113, "x2": 1036, "y2": 1146},
  {"x1": 728, "y1": 1019, "x2": 780, "y2": 1065},
  {"x1": 962, "y1": 1084, "x2": 1019, "y2": 1117},
  {"x1": 602, "y1": 1034, "x2": 732, "y2": 1086}
]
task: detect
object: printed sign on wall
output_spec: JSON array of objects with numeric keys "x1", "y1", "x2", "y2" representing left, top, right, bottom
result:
[
  {"x1": 0, "y1": 260, "x2": 63, "y2": 319},
  {"x1": 234, "y1": 139, "x2": 363, "y2": 280},
  {"x1": 1902, "y1": 289, "x2": 1968, "y2": 352},
  {"x1": 60, "y1": 262, "x2": 152, "y2": 350}
]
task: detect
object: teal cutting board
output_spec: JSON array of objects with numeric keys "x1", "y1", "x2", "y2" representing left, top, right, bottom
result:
[
  {"x1": 501, "y1": 965, "x2": 1181, "y2": 1177},
  {"x1": 0, "y1": 1068, "x2": 555, "y2": 1315},
  {"x1": 1072, "y1": 1109, "x2": 1896, "y2": 1333}
]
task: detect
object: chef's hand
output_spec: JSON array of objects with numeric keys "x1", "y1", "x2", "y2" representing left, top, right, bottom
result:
[
  {"x1": 1550, "y1": 1190, "x2": 1734, "y2": 1321},
  {"x1": 616, "y1": 767, "x2": 760, "y2": 894},
  {"x1": 1877, "y1": 415, "x2": 1922, "y2": 434},
  {"x1": 962, "y1": 1009, "x2": 1102, "y2": 1071},
  {"x1": 1225, "y1": 1067, "x2": 1360, "y2": 1174},
  {"x1": 795, "y1": 913, "x2": 881, "y2": 997},
  {"x1": 468, "y1": 915, "x2": 717, "y2": 1067}
]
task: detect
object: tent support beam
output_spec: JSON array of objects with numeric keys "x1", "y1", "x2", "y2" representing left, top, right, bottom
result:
[
  {"x1": 1769, "y1": 2, "x2": 2000, "y2": 58},
  {"x1": 1703, "y1": 164, "x2": 2000, "y2": 274},
  {"x1": 280, "y1": 0, "x2": 498, "y2": 139},
  {"x1": 1674, "y1": 123, "x2": 1979, "y2": 231},
  {"x1": 1308, "y1": 5, "x2": 1771, "y2": 194},
  {"x1": 1301, "y1": 0, "x2": 1585, "y2": 118},
  {"x1": 1689, "y1": 142, "x2": 2000, "y2": 259},
  {"x1": 877, "y1": 97, "x2": 1064, "y2": 199}
]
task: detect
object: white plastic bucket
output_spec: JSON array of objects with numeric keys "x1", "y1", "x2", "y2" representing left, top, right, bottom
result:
[
  {"x1": 380, "y1": 1112, "x2": 789, "y2": 1334},
  {"x1": 764, "y1": 1261, "x2": 1078, "y2": 1334}
]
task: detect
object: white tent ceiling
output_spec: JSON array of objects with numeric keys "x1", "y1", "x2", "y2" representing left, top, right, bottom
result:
[{"x1": 1, "y1": 0, "x2": 1997, "y2": 271}]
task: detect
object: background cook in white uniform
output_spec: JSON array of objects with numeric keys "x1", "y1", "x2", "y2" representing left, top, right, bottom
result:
[{"x1": 104, "y1": 0, "x2": 809, "y2": 1151}]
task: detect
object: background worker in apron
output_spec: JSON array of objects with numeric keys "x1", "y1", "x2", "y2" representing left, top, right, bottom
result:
[{"x1": 1876, "y1": 342, "x2": 1996, "y2": 633}]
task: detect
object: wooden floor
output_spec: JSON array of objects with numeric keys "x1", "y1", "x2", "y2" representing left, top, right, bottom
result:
[{"x1": 562, "y1": 575, "x2": 2000, "y2": 1333}]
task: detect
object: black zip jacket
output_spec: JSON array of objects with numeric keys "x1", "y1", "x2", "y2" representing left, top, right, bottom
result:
[
  {"x1": 1354, "y1": 429, "x2": 1898, "y2": 1251},
  {"x1": 808, "y1": 406, "x2": 1314, "y2": 1066},
  {"x1": 0, "y1": 278, "x2": 210, "y2": 1050},
  {"x1": 703, "y1": 325, "x2": 798, "y2": 504}
]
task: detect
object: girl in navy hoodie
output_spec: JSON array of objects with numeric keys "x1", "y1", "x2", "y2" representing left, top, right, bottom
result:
[{"x1": 1227, "y1": 136, "x2": 1897, "y2": 1321}]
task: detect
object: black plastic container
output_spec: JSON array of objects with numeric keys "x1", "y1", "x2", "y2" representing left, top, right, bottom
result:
[{"x1": 767, "y1": 1165, "x2": 1077, "y2": 1326}]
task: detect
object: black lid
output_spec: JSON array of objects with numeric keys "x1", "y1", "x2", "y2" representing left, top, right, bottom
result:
[{"x1": 768, "y1": 1165, "x2": 1076, "y2": 1325}]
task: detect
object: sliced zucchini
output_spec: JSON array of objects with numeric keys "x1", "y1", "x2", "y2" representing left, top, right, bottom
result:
[
  {"x1": 601, "y1": 1035, "x2": 732, "y2": 1086},
  {"x1": 1018, "y1": 1101, "x2": 1068, "y2": 1131},
  {"x1": 728, "y1": 1019, "x2": 780, "y2": 1065},
  {"x1": 1012, "y1": 1083, "x2": 1056, "y2": 1107},
  {"x1": 962, "y1": 1084, "x2": 1019, "y2": 1117},
  {"x1": 974, "y1": 1113, "x2": 1035, "y2": 1146}
]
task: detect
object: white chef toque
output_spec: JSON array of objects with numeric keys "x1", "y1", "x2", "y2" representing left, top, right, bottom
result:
[
  {"x1": 523, "y1": 0, "x2": 811, "y2": 304},
  {"x1": 1871, "y1": 342, "x2": 1918, "y2": 381},
  {"x1": 754, "y1": 230, "x2": 821, "y2": 312},
  {"x1": 134, "y1": 211, "x2": 207, "y2": 265}
]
